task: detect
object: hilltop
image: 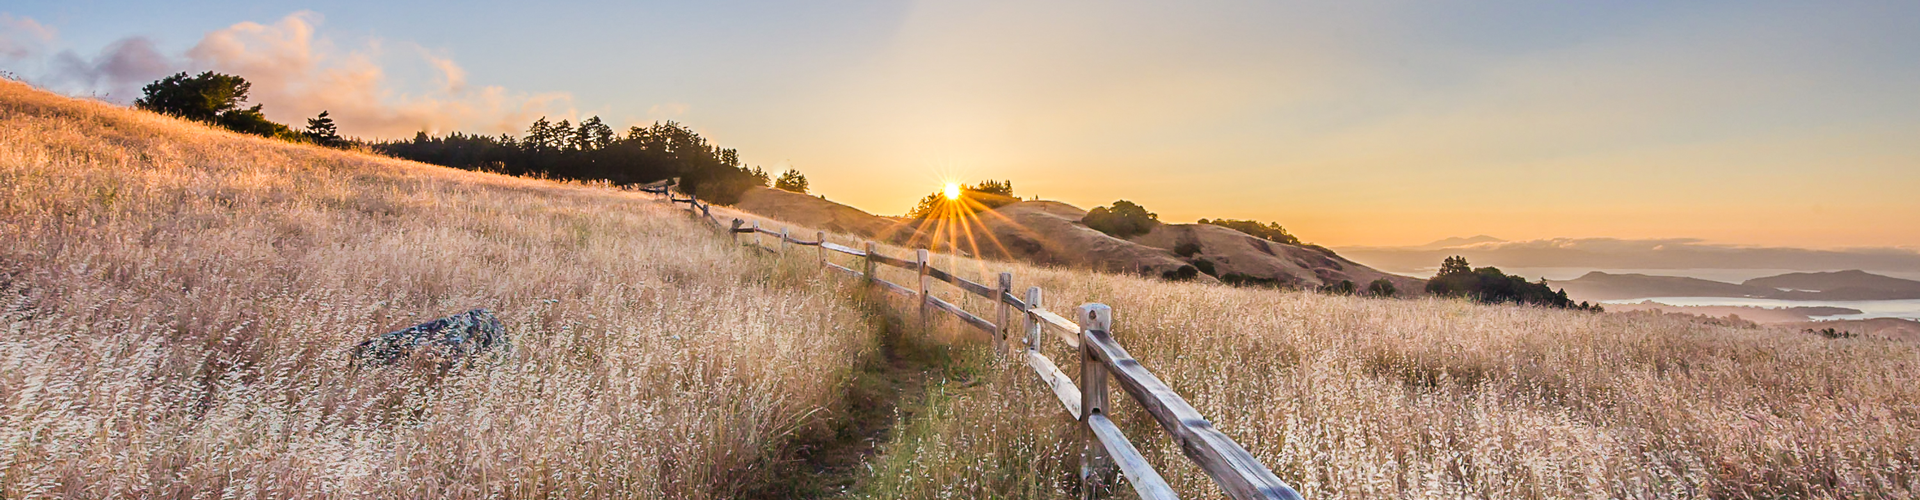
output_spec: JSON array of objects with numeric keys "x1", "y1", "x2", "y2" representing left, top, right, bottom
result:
[{"x1": 717, "y1": 185, "x2": 1424, "y2": 292}]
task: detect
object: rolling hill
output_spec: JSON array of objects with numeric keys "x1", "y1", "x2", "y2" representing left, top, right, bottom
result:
[{"x1": 715, "y1": 186, "x2": 1423, "y2": 292}]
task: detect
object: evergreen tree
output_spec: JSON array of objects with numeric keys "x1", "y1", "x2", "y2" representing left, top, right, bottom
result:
[
  {"x1": 303, "y1": 110, "x2": 343, "y2": 147},
  {"x1": 774, "y1": 169, "x2": 809, "y2": 193}
]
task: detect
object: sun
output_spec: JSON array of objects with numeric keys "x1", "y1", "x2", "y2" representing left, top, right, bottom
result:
[{"x1": 943, "y1": 182, "x2": 961, "y2": 201}]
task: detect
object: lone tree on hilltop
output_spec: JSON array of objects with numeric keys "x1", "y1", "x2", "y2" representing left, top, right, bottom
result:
[
  {"x1": 774, "y1": 168, "x2": 809, "y2": 193},
  {"x1": 1083, "y1": 200, "x2": 1159, "y2": 238},
  {"x1": 303, "y1": 110, "x2": 343, "y2": 147},
  {"x1": 136, "y1": 71, "x2": 295, "y2": 140}
]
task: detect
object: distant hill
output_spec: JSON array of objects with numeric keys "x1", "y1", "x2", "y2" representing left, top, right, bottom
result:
[
  {"x1": 718, "y1": 191, "x2": 1420, "y2": 291},
  {"x1": 1549, "y1": 270, "x2": 1920, "y2": 302},
  {"x1": 1549, "y1": 272, "x2": 1772, "y2": 301},
  {"x1": 731, "y1": 187, "x2": 901, "y2": 237},
  {"x1": 1745, "y1": 270, "x2": 1920, "y2": 300},
  {"x1": 1337, "y1": 236, "x2": 1920, "y2": 275}
]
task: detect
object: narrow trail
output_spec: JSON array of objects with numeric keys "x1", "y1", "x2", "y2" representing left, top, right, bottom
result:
[{"x1": 739, "y1": 295, "x2": 955, "y2": 499}]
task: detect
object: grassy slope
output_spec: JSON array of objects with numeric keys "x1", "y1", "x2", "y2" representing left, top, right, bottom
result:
[
  {"x1": 744, "y1": 211, "x2": 1920, "y2": 499},
  {"x1": 0, "y1": 81, "x2": 880, "y2": 498}
]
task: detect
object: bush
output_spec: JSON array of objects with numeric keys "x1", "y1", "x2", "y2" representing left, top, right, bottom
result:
[
  {"x1": 1367, "y1": 278, "x2": 1396, "y2": 297},
  {"x1": 1197, "y1": 218, "x2": 1300, "y2": 245},
  {"x1": 773, "y1": 168, "x2": 808, "y2": 193},
  {"x1": 1425, "y1": 256, "x2": 1597, "y2": 310},
  {"x1": 1320, "y1": 280, "x2": 1357, "y2": 295},
  {"x1": 1084, "y1": 200, "x2": 1158, "y2": 238}
]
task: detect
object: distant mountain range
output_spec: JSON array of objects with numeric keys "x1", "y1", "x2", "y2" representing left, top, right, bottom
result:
[
  {"x1": 1338, "y1": 237, "x2": 1920, "y2": 274},
  {"x1": 1548, "y1": 270, "x2": 1920, "y2": 302}
]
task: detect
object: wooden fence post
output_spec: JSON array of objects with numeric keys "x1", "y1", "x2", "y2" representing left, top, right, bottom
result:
[
  {"x1": 817, "y1": 231, "x2": 827, "y2": 265},
  {"x1": 995, "y1": 272, "x2": 1013, "y2": 353},
  {"x1": 752, "y1": 221, "x2": 761, "y2": 249},
  {"x1": 780, "y1": 227, "x2": 789, "y2": 254},
  {"x1": 1024, "y1": 286, "x2": 1042, "y2": 352},
  {"x1": 731, "y1": 219, "x2": 742, "y2": 244},
  {"x1": 917, "y1": 249, "x2": 931, "y2": 331},
  {"x1": 1078, "y1": 303, "x2": 1115, "y2": 498},
  {"x1": 864, "y1": 241, "x2": 878, "y2": 284}
]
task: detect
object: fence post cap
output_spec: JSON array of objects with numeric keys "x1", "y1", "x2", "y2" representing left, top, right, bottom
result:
[{"x1": 1076, "y1": 303, "x2": 1112, "y2": 330}]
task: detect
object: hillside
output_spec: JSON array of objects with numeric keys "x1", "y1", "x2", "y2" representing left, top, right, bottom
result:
[
  {"x1": 792, "y1": 215, "x2": 1920, "y2": 499},
  {"x1": 715, "y1": 188, "x2": 1420, "y2": 291},
  {"x1": 0, "y1": 81, "x2": 880, "y2": 497},
  {"x1": 1550, "y1": 269, "x2": 1920, "y2": 302},
  {"x1": 1549, "y1": 271, "x2": 1772, "y2": 301},
  {"x1": 1747, "y1": 269, "x2": 1920, "y2": 300}
]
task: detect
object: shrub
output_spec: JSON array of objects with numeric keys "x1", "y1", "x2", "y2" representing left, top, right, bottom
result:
[
  {"x1": 774, "y1": 168, "x2": 809, "y2": 193},
  {"x1": 1320, "y1": 280, "x2": 1357, "y2": 295},
  {"x1": 1083, "y1": 200, "x2": 1159, "y2": 238},
  {"x1": 1367, "y1": 278, "x2": 1396, "y2": 297},
  {"x1": 1197, "y1": 218, "x2": 1301, "y2": 245},
  {"x1": 1425, "y1": 256, "x2": 1597, "y2": 310}
]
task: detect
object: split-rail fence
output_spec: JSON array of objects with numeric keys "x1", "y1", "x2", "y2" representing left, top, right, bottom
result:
[{"x1": 643, "y1": 184, "x2": 1303, "y2": 500}]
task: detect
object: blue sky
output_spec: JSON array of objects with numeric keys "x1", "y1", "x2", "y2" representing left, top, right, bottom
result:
[{"x1": 4, "y1": 1, "x2": 1916, "y2": 247}]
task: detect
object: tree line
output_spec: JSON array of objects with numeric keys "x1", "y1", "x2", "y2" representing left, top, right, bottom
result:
[
  {"x1": 131, "y1": 71, "x2": 801, "y2": 204},
  {"x1": 1425, "y1": 256, "x2": 1602, "y2": 311}
]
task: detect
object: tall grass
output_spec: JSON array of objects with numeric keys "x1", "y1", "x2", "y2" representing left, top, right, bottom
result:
[
  {"x1": 777, "y1": 219, "x2": 1920, "y2": 499},
  {"x1": 0, "y1": 81, "x2": 878, "y2": 498}
]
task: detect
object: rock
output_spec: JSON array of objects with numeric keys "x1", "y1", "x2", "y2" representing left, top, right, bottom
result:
[{"x1": 353, "y1": 308, "x2": 508, "y2": 365}]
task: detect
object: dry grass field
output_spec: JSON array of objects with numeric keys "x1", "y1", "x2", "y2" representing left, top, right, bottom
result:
[
  {"x1": 0, "y1": 81, "x2": 880, "y2": 498},
  {"x1": 787, "y1": 224, "x2": 1920, "y2": 499},
  {"x1": 7, "y1": 78, "x2": 1919, "y2": 499}
]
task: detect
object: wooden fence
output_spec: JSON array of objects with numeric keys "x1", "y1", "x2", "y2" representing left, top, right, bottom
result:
[{"x1": 642, "y1": 183, "x2": 1303, "y2": 500}]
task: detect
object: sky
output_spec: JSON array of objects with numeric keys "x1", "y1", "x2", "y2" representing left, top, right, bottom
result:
[{"x1": 3, "y1": 1, "x2": 1917, "y2": 248}]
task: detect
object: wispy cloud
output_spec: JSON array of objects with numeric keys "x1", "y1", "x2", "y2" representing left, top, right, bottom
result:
[
  {"x1": 0, "y1": 13, "x2": 54, "y2": 60},
  {"x1": 19, "y1": 11, "x2": 571, "y2": 138},
  {"x1": 48, "y1": 37, "x2": 175, "y2": 100},
  {"x1": 180, "y1": 11, "x2": 573, "y2": 137}
]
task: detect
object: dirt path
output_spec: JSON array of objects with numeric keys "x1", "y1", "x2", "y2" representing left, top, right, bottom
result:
[{"x1": 739, "y1": 298, "x2": 952, "y2": 499}]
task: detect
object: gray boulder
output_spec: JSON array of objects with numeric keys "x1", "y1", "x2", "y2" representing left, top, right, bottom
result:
[{"x1": 354, "y1": 308, "x2": 509, "y2": 365}]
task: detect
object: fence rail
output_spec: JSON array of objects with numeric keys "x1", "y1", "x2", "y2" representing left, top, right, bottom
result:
[{"x1": 646, "y1": 181, "x2": 1302, "y2": 500}]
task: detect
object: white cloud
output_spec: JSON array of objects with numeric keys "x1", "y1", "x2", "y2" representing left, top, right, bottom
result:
[{"x1": 180, "y1": 11, "x2": 573, "y2": 138}]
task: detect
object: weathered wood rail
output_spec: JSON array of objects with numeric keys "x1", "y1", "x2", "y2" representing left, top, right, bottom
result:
[{"x1": 641, "y1": 182, "x2": 1303, "y2": 500}]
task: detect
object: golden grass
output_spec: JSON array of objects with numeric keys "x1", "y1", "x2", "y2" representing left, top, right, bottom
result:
[
  {"x1": 0, "y1": 81, "x2": 879, "y2": 498},
  {"x1": 767, "y1": 219, "x2": 1920, "y2": 499}
]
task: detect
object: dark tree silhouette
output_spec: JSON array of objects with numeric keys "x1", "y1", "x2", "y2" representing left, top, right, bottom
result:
[
  {"x1": 1367, "y1": 278, "x2": 1397, "y2": 297},
  {"x1": 1424, "y1": 256, "x2": 1597, "y2": 310},
  {"x1": 1083, "y1": 200, "x2": 1159, "y2": 238},
  {"x1": 774, "y1": 169, "x2": 809, "y2": 193},
  {"x1": 373, "y1": 119, "x2": 769, "y2": 204},
  {"x1": 136, "y1": 71, "x2": 296, "y2": 140},
  {"x1": 303, "y1": 110, "x2": 343, "y2": 147},
  {"x1": 1196, "y1": 218, "x2": 1301, "y2": 245}
]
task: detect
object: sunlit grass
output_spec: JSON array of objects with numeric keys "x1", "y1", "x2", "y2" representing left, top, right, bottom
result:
[
  {"x1": 790, "y1": 219, "x2": 1920, "y2": 499},
  {"x1": 0, "y1": 81, "x2": 880, "y2": 498}
]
